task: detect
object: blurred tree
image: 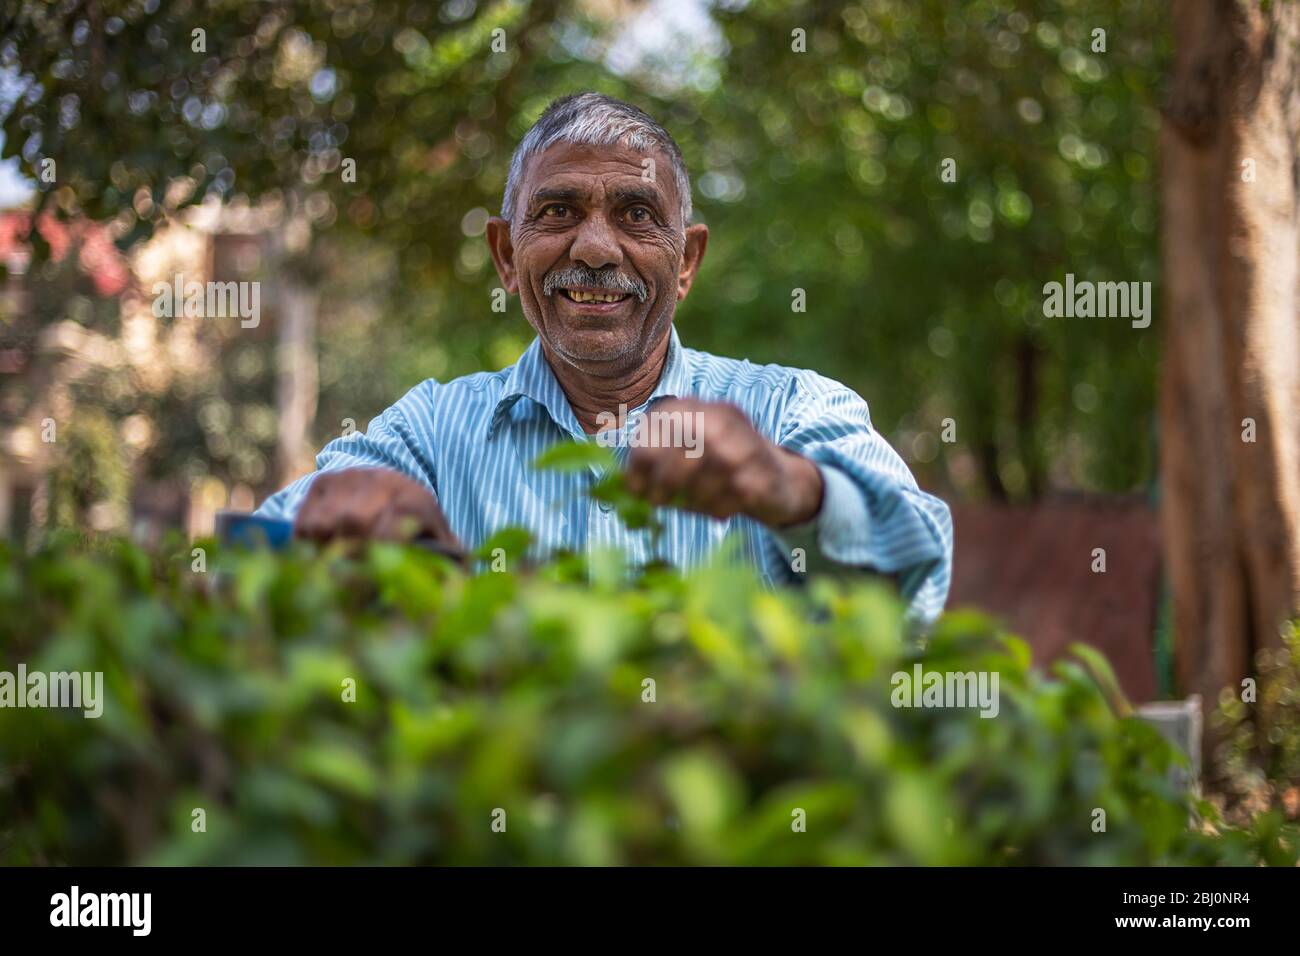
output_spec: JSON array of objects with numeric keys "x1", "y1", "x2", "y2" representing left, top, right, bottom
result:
[
  {"x1": 3, "y1": 0, "x2": 1167, "y2": 507},
  {"x1": 1, "y1": 0, "x2": 561, "y2": 483},
  {"x1": 674, "y1": 0, "x2": 1165, "y2": 499},
  {"x1": 1161, "y1": 0, "x2": 1300, "y2": 732},
  {"x1": 46, "y1": 405, "x2": 128, "y2": 532}
]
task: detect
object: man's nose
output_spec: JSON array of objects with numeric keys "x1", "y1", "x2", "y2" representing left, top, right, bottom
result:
[{"x1": 569, "y1": 213, "x2": 623, "y2": 270}]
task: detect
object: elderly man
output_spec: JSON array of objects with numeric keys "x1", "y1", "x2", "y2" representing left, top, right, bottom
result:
[{"x1": 257, "y1": 92, "x2": 952, "y2": 624}]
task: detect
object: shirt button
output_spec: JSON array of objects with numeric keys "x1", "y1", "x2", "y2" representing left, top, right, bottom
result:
[{"x1": 598, "y1": 500, "x2": 614, "y2": 514}]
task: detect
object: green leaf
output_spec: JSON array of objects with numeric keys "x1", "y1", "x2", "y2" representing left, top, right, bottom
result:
[
  {"x1": 1069, "y1": 641, "x2": 1132, "y2": 716},
  {"x1": 531, "y1": 440, "x2": 616, "y2": 473}
]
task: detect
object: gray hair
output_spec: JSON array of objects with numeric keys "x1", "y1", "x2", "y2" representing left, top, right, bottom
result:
[{"x1": 500, "y1": 92, "x2": 692, "y2": 228}]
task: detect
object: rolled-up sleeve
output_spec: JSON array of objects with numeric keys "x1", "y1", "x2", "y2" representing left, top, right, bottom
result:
[
  {"x1": 776, "y1": 370, "x2": 953, "y2": 627},
  {"x1": 256, "y1": 394, "x2": 437, "y2": 522}
]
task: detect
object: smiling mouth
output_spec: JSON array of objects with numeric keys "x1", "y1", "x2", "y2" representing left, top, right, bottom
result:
[{"x1": 559, "y1": 288, "x2": 632, "y2": 304}]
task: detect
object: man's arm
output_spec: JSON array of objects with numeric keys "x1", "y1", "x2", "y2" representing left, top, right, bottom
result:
[
  {"x1": 624, "y1": 375, "x2": 952, "y2": 627},
  {"x1": 773, "y1": 371, "x2": 953, "y2": 626},
  {"x1": 256, "y1": 392, "x2": 457, "y2": 546}
]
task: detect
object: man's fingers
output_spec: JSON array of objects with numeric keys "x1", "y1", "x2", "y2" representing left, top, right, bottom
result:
[
  {"x1": 291, "y1": 468, "x2": 454, "y2": 546},
  {"x1": 625, "y1": 449, "x2": 654, "y2": 496},
  {"x1": 336, "y1": 485, "x2": 392, "y2": 539},
  {"x1": 294, "y1": 480, "x2": 337, "y2": 541},
  {"x1": 369, "y1": 509, "x2": 423, "y2": 542},
  {"x1": 682, "y1": 461, "x2": 733, "y2": 518},
  {"x1": 367, "y1": 484, "x2": 461, "y2": 547},
  {"x1": 632, "y1": 447, "x2": 688, "y2": 506}
]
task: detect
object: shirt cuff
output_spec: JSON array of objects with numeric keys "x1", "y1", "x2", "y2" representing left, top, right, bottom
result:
[{"x1": 776, "y1": 462, "x2": 869, "y2": 563}]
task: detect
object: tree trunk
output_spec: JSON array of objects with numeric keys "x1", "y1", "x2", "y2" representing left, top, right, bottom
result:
[
  {"x1": 275, "y1": 275, "x2": 319, "y2": 487},
  {"x1": 269, "y1": 199, "x2": 320, "y2": 488},
  {"x1": 1161, "y1": 0, "x2": 1300, "y2": 740}
]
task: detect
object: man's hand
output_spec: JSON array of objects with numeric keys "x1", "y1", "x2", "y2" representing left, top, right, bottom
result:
[
  {"x1": 624, "y1": 398, "x2": 824, "y2": 528},
  {"x1": 294, "y1": 467, "x2": 461, "y2": 548}
]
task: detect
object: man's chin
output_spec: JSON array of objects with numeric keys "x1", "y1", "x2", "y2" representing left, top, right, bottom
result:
[{"x1": 547, "y1": 325, "x2": 639, "y2": 366}]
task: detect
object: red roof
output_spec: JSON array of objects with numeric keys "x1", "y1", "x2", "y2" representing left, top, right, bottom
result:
[{"x1": 0, "y1": 210, "x2": 131, "y2": 296}]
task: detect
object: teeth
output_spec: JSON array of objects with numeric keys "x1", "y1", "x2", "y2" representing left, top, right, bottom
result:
[{"x1": 566, "y1": 290, "x2": 626, "y2": 303}]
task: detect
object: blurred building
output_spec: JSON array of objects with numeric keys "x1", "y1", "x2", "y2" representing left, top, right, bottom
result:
[
  {"x1": 0, "y1": 203, "x2": 279, "y2": 545},
  {"x1": 0, "y1": 211, "x2": 132, "y2": 542}
]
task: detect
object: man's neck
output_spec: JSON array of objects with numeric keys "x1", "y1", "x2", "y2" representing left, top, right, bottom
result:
[{"x1": 543, "y1": 331, "x2": 672, "y2": 434}]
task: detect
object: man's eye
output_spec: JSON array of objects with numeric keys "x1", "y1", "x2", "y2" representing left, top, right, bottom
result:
[
  {"x1": 541, "y1": 204, "x2": 571, "y2": 219},
  {"x1": 626, "y1": 206, "x2": 652, "y2": 223}
]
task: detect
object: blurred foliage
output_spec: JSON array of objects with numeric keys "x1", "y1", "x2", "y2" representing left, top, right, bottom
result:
[
  {"x1": 2, "y1": 0, "x2": 1165, "y2": 505},
  {"x1": 0, "y1": 532, "x2": 1294, "y2": 865},
  {"x1": 681, "y1": 0, "x2": 1165, "y2": 498},
  {"x1": 0, "y1": 239, "x2": 119, "y2": 429},
  {"x1": 1213, "y1": 622, "x2": 1300, "y2": 822},
  {"x1": 45, "y1": 406, "x2": 129, "y2": 533}
]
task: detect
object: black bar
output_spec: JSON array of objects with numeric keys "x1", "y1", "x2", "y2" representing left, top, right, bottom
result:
[{"x1": 0, "y1": 866, "x2": 1292, "y2": 942}]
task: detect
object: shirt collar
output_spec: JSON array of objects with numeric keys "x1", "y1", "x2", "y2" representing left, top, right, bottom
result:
[{"x1": 488, "y1": 325, "x2": 693, "y2": 440}]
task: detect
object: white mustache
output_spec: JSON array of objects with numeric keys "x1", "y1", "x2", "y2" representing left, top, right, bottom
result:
[{"x1": 543, "y1": 266, "x2": 648, "y2": 302}]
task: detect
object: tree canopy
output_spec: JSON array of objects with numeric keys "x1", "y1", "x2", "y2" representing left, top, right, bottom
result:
[{"x1": 2, "y1": 0, "x2": 1166, "y2": 501}]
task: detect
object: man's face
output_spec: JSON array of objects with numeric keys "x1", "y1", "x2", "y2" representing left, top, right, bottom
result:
[{"x1": 487, "y1": 140, "x2": 708, "y2": 375}]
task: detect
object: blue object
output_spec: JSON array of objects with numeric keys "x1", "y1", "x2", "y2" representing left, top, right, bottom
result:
[{"x1": 215, "y1": 511, "x2": 294, "y2": 550}]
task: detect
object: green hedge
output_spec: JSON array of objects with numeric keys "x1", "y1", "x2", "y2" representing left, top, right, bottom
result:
[{"x1": 0, "y1": 534, "x2": 1294, "y2": 866}]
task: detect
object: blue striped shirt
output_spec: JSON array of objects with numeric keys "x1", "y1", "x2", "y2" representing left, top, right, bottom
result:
[{"x1": 256, "y1": 327, "x2": 953, "y2": 624}]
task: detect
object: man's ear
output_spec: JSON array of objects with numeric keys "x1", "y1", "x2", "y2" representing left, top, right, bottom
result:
[
  {"x1": 486, "y1": 217, "x2": 518, "y2": 293},
  {"x1": 677, "y1": 224, "x2": 709, "y2": 301}
]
